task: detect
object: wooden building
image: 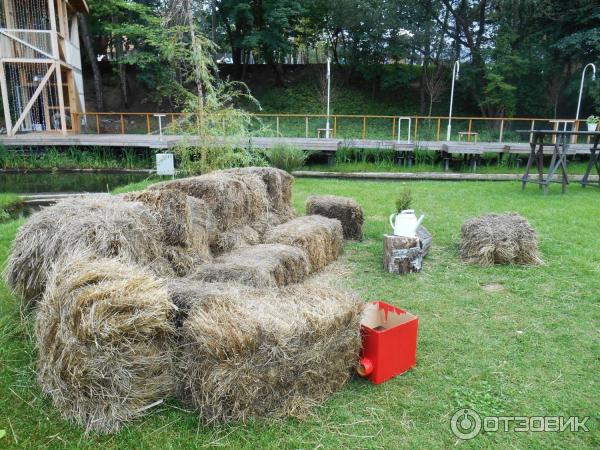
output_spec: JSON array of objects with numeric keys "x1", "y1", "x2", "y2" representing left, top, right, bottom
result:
[{"x1": 0, "y1": 0, "x2": 88, "y2": 136}]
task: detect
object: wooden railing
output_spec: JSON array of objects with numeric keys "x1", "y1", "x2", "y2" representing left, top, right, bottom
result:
[{"x1": 70, "y1": 112, "x2": 594, "y2": 144}]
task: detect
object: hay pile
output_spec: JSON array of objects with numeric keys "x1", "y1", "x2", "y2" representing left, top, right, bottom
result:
[
  {"x1": 148, "y1": 172, "x2": 269, "y2": 231},
  {"x1": 192, "y1": 244, "x2": 310, "y2": 288},
  {"x1": 4, "y1": 195, "x2": 172, "y2": 307},
  {"x1": 223, "y1": 167, "x2": 296, "y2": 224},
  {"x1": 460, "y1": 213, "x2": 543, "y2": 266},
  {"x1": 177, "y1": 282, "x2": 363, "y2": 423},
  {"x1": 36, "y1": 255, "x2": 176, "y2": 434},
  {"x1": 264, "y1": 215, "x2": 344, "y2": 272},
  {"x1": 124, "y1": 190, "x2": 214, "y2": 275},
  {"x1": 306, "y1": 195, "x2": 364, "y2": 241}
]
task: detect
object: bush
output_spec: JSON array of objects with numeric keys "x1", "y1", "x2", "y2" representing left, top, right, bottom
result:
[
  {"x1": 265, "y1": 144, "x2": 307, "y2": 173},
  {"x1": 395, "y1": 188, "x2": 412, "y2": 212}
]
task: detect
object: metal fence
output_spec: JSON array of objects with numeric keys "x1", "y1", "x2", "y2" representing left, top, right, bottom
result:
[{"x1": 69, "y1": 112, "x2": 596, "y2": 144}]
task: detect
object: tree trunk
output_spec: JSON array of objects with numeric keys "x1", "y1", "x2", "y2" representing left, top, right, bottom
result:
[
  {"x1": 115, "y1": 37, "x2": 129, "y2": 109},
  {"x1": 77, "y1": 12, "x2": 103, "y2": 111}
]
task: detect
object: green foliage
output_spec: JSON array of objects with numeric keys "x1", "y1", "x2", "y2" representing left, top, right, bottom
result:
[
  {"x1": 395, "y1": 188, "x2": 412, "y2": 212},
  {"x1": 0, "y1": 146, "x2": 152, "y2": 170},
  {"x1": 263, "y1": 144, "x2": 307, "y2": 173}
]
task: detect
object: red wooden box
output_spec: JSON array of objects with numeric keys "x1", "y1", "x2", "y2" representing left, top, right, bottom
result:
[{"x1": 358, "y1": 301, "x2": 419, "y2": 384}]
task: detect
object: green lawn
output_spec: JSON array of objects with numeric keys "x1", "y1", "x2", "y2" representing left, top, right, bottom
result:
[{"x1": 0, "y1": 179, "x2": 598, "y2": 449}]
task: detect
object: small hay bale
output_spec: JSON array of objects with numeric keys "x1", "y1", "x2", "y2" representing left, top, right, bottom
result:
[
  {"x1": 149, "y1": 172, "x2": 269, "y2": 231},
  {"x1": 4, "y1": 195, "x2": 172, "y2": 307},
  {"x1": 264, "y1": 215, "x2": 344, "y2": 272},
  {"x1": 191, "y1": 244, "x2": 310, "y2": 288},
  {"x1": 223, "y1": 167, "x2": 296, "y2": 224},
  {"x1": 177, "y1": 283, "x2": 363, "y2": 423},
  {"x1": 36, "y1": 255, "x2": 176, "y2": 434},
  {"x1": 460, "y1": 213, "x2": 543, "y2": 266},
  {"x1": 306, "y1": 195, "x2": 364, "y2": 240}
]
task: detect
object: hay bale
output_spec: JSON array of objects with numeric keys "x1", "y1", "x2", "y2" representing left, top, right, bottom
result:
[
  {"x1": 223, "y1": 167, "x2": 296, "y2": 224},
  {"x1": 177, "y1": 282, "x2": 363, "y2": 423},
  {"x1": 124, "y1": 188, "x2": 193, "y2": 247},
  {"x1": 191, "y1": 244, "x2": 310, "y2": 288},
  {"x1": 36, "y1": 255, "x2": 176, "y2": 434},
  {"x1": 460, "y1": 213, "x2": 543, "y2": 266},
  {"x1": 149, "y1": 172, "x2": 269, "y2": 231},
  {"x1": 264, "y1": 215, "x2": 344, "y2": 272},
  {"x1": 4, "y1": 195, "x2": 172, "y2": 307},
  {"x1": 306, "y1": 195, "x2": 364, "y2": 240}
]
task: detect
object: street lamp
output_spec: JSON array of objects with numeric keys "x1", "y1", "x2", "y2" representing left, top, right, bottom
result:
[
  {"x1": 326, "y1": 57, "x2": 332, "y2": 139},
  {"x1": 446, "y1": 60, "x2": 460, "y2": 142},
  {"x1": 575, "y1": 63, "x2": 596, "y2": 127}
]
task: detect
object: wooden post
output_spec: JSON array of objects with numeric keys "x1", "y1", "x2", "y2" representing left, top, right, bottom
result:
[
  {"x1": 383, "y1": 235, "x2": 422, "y2": 274},
  {"x1": 392, "y1": 117, "x2": 396, "y2": 140},
  {"x1": 436, "y1": 118, "x2": 441, "y2": 141},
  {"x1": 333, "y1": 115, "x2": 337, "y2": 137},
  {"x1": 499, "y1": 119, "x2": 504, "y2": 143},
  {"x1": 120, "y1": 113, "x2": 125, "y2": 134},
  {"x1": 467, "y1": 119, "x2": 473, "y2": 142},
  {"x1": 276, "y1": 116, "x2": 280, "y2": 135},
  {"x1": 305, "y1": 116, "x2": 308, "y2": 138},
  {"x1": 0, "y1": 63, "x2": 13, "y2": 135},
  {"x1": 96, "y1": 113, "x2": 100, "y2": 134},
  {"x1": 414, "y1": 118, "x2": 419, "y2": 141},
  {"x1": 362, "y1": 116, "x2": 367, "y2": 139}
]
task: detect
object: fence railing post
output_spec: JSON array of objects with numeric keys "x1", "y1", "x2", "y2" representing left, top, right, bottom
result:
[
  {"x1": 305, "y1": 116, "x2": 309, "y2": 138},
  {"x1": 362, "y1": 116, "x2": 367, "y2": 140},
  {"x1": 499, "y1": 119, "x2": 504, "y2": 143},
  {"x1": 467, "y1": 119, "x2": 473, "y2": 142},
  {"x1": 414, "y1": 117, "x2": 418, "y2": 141},
  {"x1": 276, "y1": 116, "x2": 280, "y2": 135},
  {"x1": 392, "y1": 117, "x2": 396, "y2": 141},
  {"x1": 96, "y1": 114, "x2": 100, "y2": 134},
  {"x1": 334, "y1": 116, "x2": 337, "y2": 138},
  {"x1": 146, "y1": 114, "x2": 151, "y2": 135},
  {"x1": 436, "y1": 118, "x2": 441, "y2": 141},
  {"x1": 120, "y1": 114, "x2": 125, "y2": 134}
]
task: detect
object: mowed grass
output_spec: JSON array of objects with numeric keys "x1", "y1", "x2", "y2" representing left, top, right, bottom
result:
[{"x1": 0, "y1": 179, "x2": 599, "y2": 449}]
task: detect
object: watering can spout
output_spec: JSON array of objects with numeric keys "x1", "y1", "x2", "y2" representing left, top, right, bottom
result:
[{"x1": 415, "y1": 215, "x2": 425, "y2": 231}]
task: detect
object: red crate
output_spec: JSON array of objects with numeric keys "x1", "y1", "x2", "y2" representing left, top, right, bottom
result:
[{"x1": 358, "y1": 301, "x2": 419, "y2": 384}]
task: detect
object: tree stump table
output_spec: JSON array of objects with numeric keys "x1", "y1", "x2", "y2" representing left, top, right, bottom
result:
[{"x1": 383, "y1": 227, "x2": 432, "y2": 275}]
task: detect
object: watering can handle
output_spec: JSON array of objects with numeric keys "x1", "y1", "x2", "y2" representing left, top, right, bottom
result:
[{"x1": 389, "y1": 213, "x2": 397, "y2": 230}]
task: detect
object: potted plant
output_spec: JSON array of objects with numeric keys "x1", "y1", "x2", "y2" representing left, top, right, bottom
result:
[{"x1": 587, "y1": 115, "x2": 599, "y2": 132}]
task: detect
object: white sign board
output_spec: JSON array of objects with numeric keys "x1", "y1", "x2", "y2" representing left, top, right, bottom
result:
[{"x1": 156, "y1": 153, "x2": 175, "y2": 176}]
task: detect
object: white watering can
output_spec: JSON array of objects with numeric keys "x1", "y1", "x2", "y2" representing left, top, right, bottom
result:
[{"x1": 389, "y1": 210, "x2": 425, "y2": 238}]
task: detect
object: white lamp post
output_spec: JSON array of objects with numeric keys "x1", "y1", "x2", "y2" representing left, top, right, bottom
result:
[
  {"x1": 446, "y1": 60, "x2": 460, "y2": 142},
  {"x1": 575, "y1": 63, "x2": 596, "y2": 128},
  {"x1": 326, "y1": 57, "x2": 332, "y2": 139}
]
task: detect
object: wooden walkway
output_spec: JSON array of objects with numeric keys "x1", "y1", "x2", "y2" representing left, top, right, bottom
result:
[{"x1": 0, "y1": 133, "x2": 594, "y2": 155}]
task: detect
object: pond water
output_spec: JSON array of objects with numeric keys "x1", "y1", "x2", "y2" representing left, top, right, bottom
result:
[{"x1": 0, "y1": 171, "x2": 149, "y2": 194}]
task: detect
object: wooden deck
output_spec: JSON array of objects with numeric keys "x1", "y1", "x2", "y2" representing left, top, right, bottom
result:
[{"x1": 0, "y1": 133, "x2": 594, "y2": 155}]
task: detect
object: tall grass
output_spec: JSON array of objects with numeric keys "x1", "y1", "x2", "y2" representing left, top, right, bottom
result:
[
  {"x1": 263, "y1": 144, "x2": 308, "y2": 173},
  {"x1": 0, "y1": 145, "x2": 153, "y2": 170}
]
